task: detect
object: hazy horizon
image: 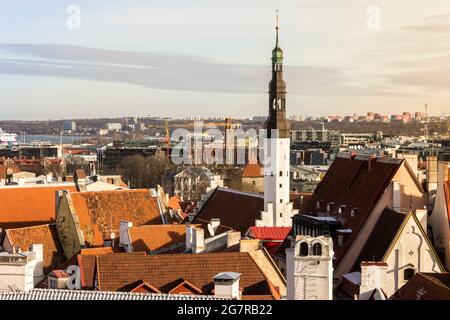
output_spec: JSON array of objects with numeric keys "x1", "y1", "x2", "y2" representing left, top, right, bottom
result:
[{"x1": 1, "y1": 1, "x2": 450, "y2": 120}]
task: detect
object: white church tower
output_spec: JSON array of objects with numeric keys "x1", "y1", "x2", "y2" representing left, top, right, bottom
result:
[
  {"x1": 256, "y1": 12, "x2": 297, "y2": 227},
  {"x1": 286, "y1": 235, "x2": 334, "y2": 300}
]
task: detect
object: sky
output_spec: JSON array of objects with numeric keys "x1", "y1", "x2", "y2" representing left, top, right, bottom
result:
[{"x1": 0, "y1": 0, "x2": 450, "y2": 120}]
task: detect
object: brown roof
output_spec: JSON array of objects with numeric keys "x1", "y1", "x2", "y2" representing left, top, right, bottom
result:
[
  {"x1": 353, "y1": 209, "x2": 406, "y2": 270},
  {"x1": 77, "y1": 251, "x2": 146, "y2": 289},
  {"x1": 0, "y1": 185, "x2": 77, "y2": 229},
  {"x1": 5, "y1": 224, "x2": 66, "y2": 274},
  {"x1": 390, "y1": 273, "x2": 450, "y2": 300},
  {"x1": 192, "y1": 188, "x2": 264, "y2": 234},
  {"x1": 69, "y1": 189, "x2": 163, "y2": 245},
  {"x1": 299, "y1": 155, "x2": 403, "y2": 265},
  {"x1": 242, "y1": 163, "x2": 263, "y2": 178},
  {"x1": 95, "y1": 252, "x2": 276, "y2": 298},
  {"x1": 128, "y1": 224, "x2": 187, "y2": 253}
]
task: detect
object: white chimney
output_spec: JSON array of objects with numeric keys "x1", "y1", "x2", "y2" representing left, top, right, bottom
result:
[
  {"x1": 213, "y1": 272, "x2": 241, "y2": 299},
  {"x1": 119, "y1": 221, "x2": 133, "y2": 252},
  {"x1": 29, "y1": 244, "x2": 44, "y2": 285},
  {"x1": 207, "y1": 218, "x2": 220, "y2": 236},
  {"x1": 359, "y1": 262, "x2": 387, "y2": 300},
  {"x1": 186, "y1": 225, "x2": 205, "y2": 253}
]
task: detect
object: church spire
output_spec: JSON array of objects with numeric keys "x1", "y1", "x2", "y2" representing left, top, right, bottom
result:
[{"x1": 265, "y1": 10, "x2": 289, "y2": 139}]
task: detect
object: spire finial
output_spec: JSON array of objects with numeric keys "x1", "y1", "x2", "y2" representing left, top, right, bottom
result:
[{"x1": 275, "y1": 9, "x2": 279, "y2": 46}]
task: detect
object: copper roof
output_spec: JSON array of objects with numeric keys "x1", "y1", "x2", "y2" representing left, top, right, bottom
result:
[{"x1": 95, "y1": 252, "x2": 277, "y2": 298}]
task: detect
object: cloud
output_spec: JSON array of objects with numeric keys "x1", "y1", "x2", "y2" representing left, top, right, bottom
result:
[{"x1": 0, "y1": 43, "x2": 400, "y2": 97}]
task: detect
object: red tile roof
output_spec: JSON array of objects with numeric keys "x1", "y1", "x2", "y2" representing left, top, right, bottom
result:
[
  {"x1": 5, "y1": 224, "x2": 66, "y2": 274},
  {"x1": 390, "y1": 273, "x2": 450, "y2": 300},
  {"x1": 95, "y1": 252, "x2": 277, "y2": 298},
  {"x1": 0, "y1": 185, "x2": 77, "y2": 229},
  {"x1": 69, "y1": 189, "x2": 163, "y2": 246},
  {"x1": 298, "y1": 155, "x2": 403, "y2": 266},
  {"x1": 247, "y1": 227, "x2": 291, "y2": 241},
  {"x1": 192, "y1": 188, "x2": 264, "y2": 234},
  {"x1": 242, "y1": 163, "x2": 263, "y2": 178}
]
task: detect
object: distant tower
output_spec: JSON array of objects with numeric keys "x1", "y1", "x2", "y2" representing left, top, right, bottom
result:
[
  {"x1": 256, "y1": 11, "x2": 296, "y2": 227},
  {"x1": 286, "y1": 235, "x2": 334, "y2": 300}
]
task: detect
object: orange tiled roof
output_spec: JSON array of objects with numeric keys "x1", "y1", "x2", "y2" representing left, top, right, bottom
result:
[
  {"x1": 95, "y1": 252, "x2": 277, "y2": 298},
  {"x1": 168, "y1": 196, "x2": 182, "y2": 211},
  {"x1": 69, "y1": 189, "x2": 163, "y2": 246},
  {"x1": 0, "y1": 185, "x2": 77, "y2": 229},
  {"x1": 242, "y1": 163, "x2": 263, "y2": 178},
  {"x1": 128, "y1": 224, "x2": 187, "y2": 253},
  {"x1": 5, "y1": 224, "x2": 66, "y2": 274}
]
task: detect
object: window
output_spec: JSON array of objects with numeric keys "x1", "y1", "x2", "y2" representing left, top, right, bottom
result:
[
  {"x1": 312, "y1": 243, "x2": 322, "y2": 256},
  {"x1": 404, "y1": 267, "x2": 415, "y2": 281},
  {"x1": 279, "y1": 184, "x2": 282, "y2": 188},
  {"x1": 279, "y1": 171, "x2": 283, "y2": 177},
  {"x1": 252, "y1": 180, "x2": 256, "y2": 185},
  {"x1": 280, "y1": 199, "x2": 283, "y2": 203},
  {"x1": 299, "y1": 242, "x2": 309, "y2": 256}
]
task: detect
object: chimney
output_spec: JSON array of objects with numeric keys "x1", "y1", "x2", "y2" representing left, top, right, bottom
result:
[
  {"x1": 186, "y1": 225, "x2": 205, "y2": 253},
  {"x1": 359, "y1": 262, "x2": 387, "y2": 300},
  {"x1": 207, "y1": 218, "x2": 220, "y2": 236},
  {"x1": 426, "y1": 156, "x2": 438, "y2": 210},
  {"x1": 392, "y1": 181, "x2": 401, "y2": 211},
  {"x1": 213, "y1": 272, "x2": 241, "y2": 299},
  {"x1": 30, "y1": 244, "x2": 44, "y2": 283},
  {"x1": 227, "y1": 231, "x2": 241, "y2": 249},
  {"x1": 119, "y1": 221, "x2": 133, "y2": 252}
]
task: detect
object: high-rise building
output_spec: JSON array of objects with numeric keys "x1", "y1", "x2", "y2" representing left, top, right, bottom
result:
[{"x1": 256, "y1": 14, "x2": 297, "y2": 228}]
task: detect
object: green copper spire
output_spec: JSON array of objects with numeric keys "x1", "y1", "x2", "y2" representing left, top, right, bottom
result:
[{"x1": 272, "y1": 10, "x2": 283, "y2": 64}]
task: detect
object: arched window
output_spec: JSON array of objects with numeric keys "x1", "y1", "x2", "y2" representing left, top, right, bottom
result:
[
  {"x1": 299, "y1": 242, "x2": 309, "y2": 257},
  {"x1": 312, "y1": 243, "x2": 322, "y2": 256}
]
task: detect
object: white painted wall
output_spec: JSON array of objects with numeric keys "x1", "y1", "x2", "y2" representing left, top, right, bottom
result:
[
  {"x1": 262, "y1": 137, "x2": 295, "y2": 227},
  {"x1": 429, "y1": 161, "x2": 450, "y2": 270},
  {"x1": 286, "y1": 236, "x2": 333, "y2": 300},
  {"x1": 384, "y1": 214, "x2": 444, "y2": 297}
]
